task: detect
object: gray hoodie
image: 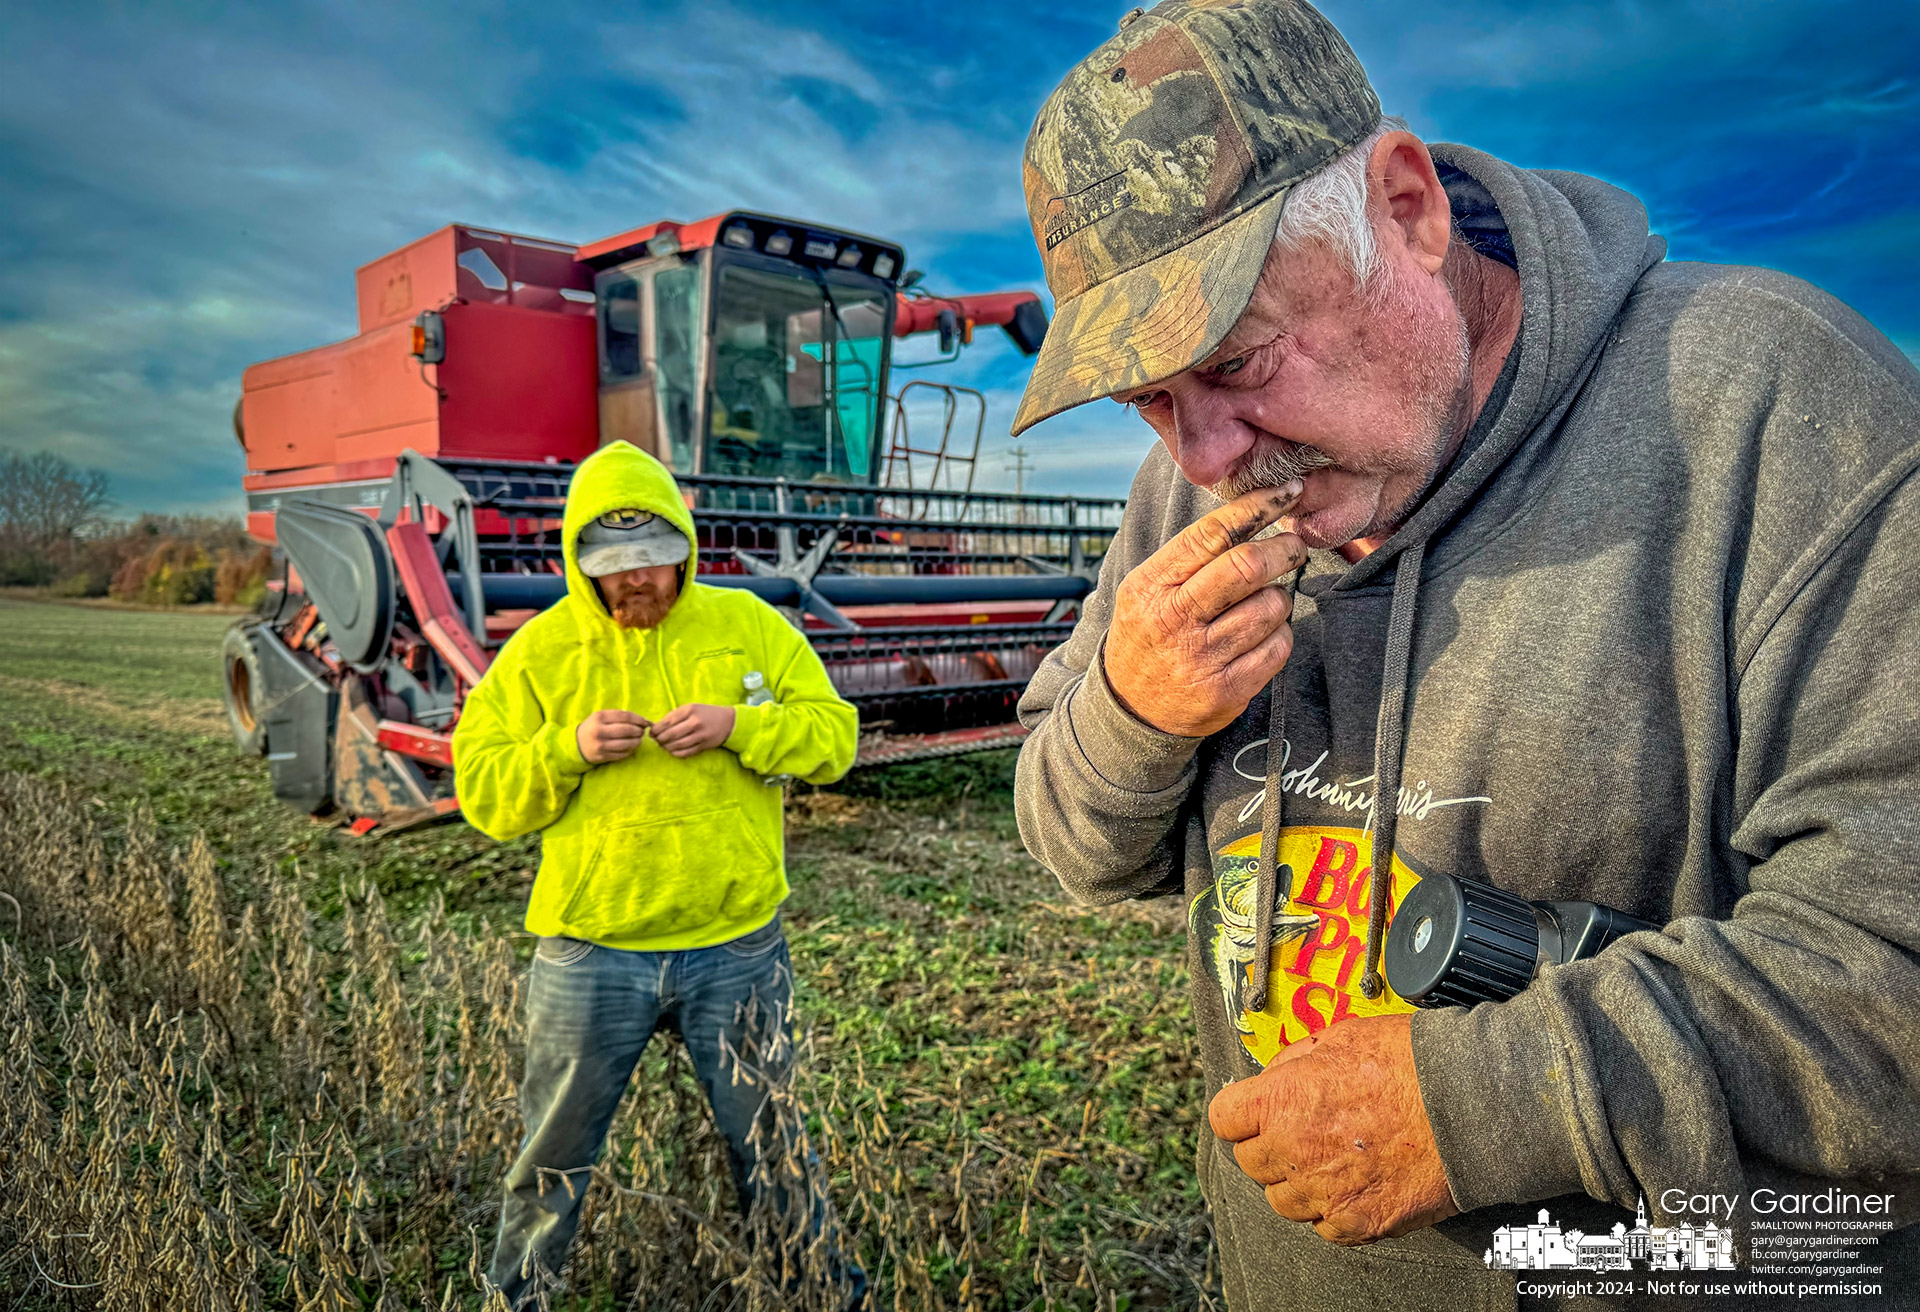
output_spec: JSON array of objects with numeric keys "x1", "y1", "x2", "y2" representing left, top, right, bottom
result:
[{"x1": 1014, "y1": 143, "x2": 1920, "y2": 1311}]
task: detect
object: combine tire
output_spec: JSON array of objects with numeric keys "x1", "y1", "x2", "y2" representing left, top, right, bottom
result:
[{"x1": 221, "y1": 623, "x2": 268, "y2": 755}]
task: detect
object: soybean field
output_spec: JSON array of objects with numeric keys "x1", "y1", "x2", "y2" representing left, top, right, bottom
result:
[{"x1": 0, "y1": 595, "x2": 1217, "y2": 1311}]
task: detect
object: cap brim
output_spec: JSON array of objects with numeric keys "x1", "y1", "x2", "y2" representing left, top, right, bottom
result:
[
  {"x1": 1011, "y1": 187, "x2": 1290, "y2": 436},
  {"x1": 579, "y1": 538, "x2": 691, "y2": 578}
]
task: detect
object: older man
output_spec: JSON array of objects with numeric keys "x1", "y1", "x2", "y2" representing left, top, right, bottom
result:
[{"x1": 1012, "y1": 1, "x2": 1920, "y2": 1308}]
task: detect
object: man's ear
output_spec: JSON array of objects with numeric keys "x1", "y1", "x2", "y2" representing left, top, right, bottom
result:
[{"x1": 1369, "y1": 132, "x2": 1450, "y2": 276}]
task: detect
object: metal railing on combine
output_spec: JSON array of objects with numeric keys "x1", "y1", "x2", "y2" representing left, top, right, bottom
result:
[
  {"x1": 440, "y1": 458, "x2": 573, "y2": 580},
  {"x1": 423, "y1": 455, "x2": 1110, "y2": 751},
  {"x1": 804, "y1": 620, "x2": 1078, "y2": 735},
  {"x1": 438, "y1": 457, "x2": 1126, "y2": 584},
  {"x1": 881, "y1": 379, "x2": 986, "y2": 502},
  {"x1": 680, "y1": 473, "x2": 1124, "y2": 578}
]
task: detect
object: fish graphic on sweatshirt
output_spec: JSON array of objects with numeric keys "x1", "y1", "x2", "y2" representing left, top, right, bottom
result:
[
  {"x1": 1204, "y1": 851, "x2": 1320, "y2": 1036},
  {"x1": 1191, "y1": 826, "x2": 1427, "y2": 1069}
]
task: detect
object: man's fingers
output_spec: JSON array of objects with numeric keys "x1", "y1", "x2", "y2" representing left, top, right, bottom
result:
[
  {"x1": 1145, "y1": 483, "x2": 1302, "y2": 588},
  {"x1": 1266, "y1": 1180, "x2": 1321, "y2": 1225},
  {"x1": 1207, "y1": 1078, "x2": 1270, "y2": 1143},
  {"x1": 1180, "y1": 531, "x2": 1307, "y2": 623},
  {"x1": 1232, "y1": 1134, "x2": 1295, "y2": 1186},
  {"x1": 1201, "y1": 584, "x2": 1294, "y2": 659},
  {"x1": 658, "y1": 730, "x2": 705, "y2": 757},
  {"x1": 652, "y1": 722, "x2": 707, "y2": 750},
  {"x1": 1314, "y1": 1212, "x2": 1377, "y2": 1247},
  {"x1": 600, "y1": 710, "x2": 650, "y2": 728},
  {"x1": 1218, "y1": 615, "x2": 1296, "y2": 695}
]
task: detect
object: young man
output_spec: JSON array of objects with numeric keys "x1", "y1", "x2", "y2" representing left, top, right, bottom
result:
[
  {"x1": 452, "y1": 440, "x2": 861, "y2": 1308},
  {"x1": 1013, "y1": 1, "x2": 1920, "y2": 1307}
]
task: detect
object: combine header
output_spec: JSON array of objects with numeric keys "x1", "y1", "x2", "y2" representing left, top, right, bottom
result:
[{"x1": 222, "y1": 215, "x2": 1123, "y2": 828}]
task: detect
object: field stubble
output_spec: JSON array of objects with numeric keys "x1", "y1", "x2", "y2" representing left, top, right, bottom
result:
[{"x1": 0, "y1": 601, "x2": 1218, "y2": 1309}]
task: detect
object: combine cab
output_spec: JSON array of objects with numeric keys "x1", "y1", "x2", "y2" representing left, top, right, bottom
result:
[{"x1": 224, "y1": 215, "x2": 1122, "y2": 829}]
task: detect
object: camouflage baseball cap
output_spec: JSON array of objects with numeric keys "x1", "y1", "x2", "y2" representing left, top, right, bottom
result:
[{"x1": 1011, "y1": 0, "x2": 1380, "y2": 435}]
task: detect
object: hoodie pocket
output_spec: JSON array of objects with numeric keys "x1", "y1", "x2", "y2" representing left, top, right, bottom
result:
[{"x1": 560, "y1": 802, "x2": 777, "y2": 942}]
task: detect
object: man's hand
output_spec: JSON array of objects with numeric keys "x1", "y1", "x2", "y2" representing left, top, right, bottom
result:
[
  {"x1": 576, "y1": 710, "x2": 650, "y2": 764},
  {"x1": 651, "y1": 703, "x2": 736, "y2": 759},
  {"x1": 1207, "y1": 1013, "x2": 1457, "y2": 1245},
  {"x1": 1104, "y1": 483, "x2": 1309, "y2": 737}
]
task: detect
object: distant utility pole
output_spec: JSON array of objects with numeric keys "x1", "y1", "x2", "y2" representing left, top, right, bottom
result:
[{"x1": 1005, "y1": 446, "x2": 1033, "y2": 495}]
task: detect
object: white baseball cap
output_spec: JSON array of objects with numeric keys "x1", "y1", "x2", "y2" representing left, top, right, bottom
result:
[{"x1": 576, "y1": 509, "x2": 691, "y2": 578}]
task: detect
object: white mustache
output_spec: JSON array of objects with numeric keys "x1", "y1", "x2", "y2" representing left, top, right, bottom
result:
[{"x1": 1211, "y1": 440, "x2": 1338, "y2": 501}]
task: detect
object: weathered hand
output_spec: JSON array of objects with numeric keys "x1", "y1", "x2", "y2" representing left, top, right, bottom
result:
[
  {"x1": 1103, "y1": 483, "x2": 1309, "y2": 738},
  {"x1": 1207, "y1": 1013, "x2": 1457, "y2": 1245},
  {"x1": 651, "y1": 703, "x2": 736, "y2": 758},
  {"x1": 576, "y1": 709, "x2": 649, "y2": 764}
]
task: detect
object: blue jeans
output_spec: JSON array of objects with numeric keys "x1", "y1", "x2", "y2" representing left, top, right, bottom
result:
[{"x1": 487, "y1": 916, "x2": 860, "y2": 1307}]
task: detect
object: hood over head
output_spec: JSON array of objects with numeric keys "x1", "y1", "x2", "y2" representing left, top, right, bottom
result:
[{"x1": 560, "y1": 442, "x2": 700, "y2": 621}]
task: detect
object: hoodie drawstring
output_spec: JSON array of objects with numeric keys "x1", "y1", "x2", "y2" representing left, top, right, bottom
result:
[
  {"x1": 1246, "y1": 666, "x2": 1289, "y2": 1014},
  {"x1": 1359, "y1": 539, "x2": 1425, "y2": 1000},
  {"x1": 1245, "y1": 539, "x2": 1427, "y2": 1014}
]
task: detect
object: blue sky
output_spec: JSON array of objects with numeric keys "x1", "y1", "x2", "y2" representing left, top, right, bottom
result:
[{"x1": 2, "y1": 0, "x2": 1916, "y2": 514}]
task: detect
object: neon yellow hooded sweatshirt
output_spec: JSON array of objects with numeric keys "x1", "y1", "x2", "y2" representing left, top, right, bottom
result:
[{"x1": 451, "y1": 441, "x2": 857, "y2": 950}]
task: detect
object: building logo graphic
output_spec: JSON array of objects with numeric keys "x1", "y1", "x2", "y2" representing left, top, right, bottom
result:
[{"x1": 1485, "y1": 1197, "x2": 1736, "y2": 1272}]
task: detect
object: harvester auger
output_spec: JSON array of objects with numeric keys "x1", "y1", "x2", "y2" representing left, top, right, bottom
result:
[{"x1": 222, "y1": 215, "x2": 1124, "y2": 831}]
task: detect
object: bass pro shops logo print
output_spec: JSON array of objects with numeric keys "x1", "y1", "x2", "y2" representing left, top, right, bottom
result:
[{"x1": 1191, "y1": 827, "x2": 1424, "y2": 1069}]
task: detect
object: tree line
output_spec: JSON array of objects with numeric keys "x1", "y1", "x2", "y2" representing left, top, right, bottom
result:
[{"x1": 1, "y1": 451, "x2": 270, "y2": 605}]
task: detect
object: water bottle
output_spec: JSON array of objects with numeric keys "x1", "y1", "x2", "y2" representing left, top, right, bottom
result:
[{"x1": 742, "y1": 672, "x2": 790, "y2": 786}]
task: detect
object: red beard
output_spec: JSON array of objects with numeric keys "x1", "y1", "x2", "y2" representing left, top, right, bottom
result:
[{"x1": 610, "y1": 581, "x2": 676, "y2": 629}]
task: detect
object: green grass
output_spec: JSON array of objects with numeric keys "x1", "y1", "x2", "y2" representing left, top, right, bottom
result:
[
  {"x1": 0, "y1": 597, "x2": 1213, "y2": 1308},
  {"x1": 0, "y1": 594, "x2": 239, "y2": 703}
]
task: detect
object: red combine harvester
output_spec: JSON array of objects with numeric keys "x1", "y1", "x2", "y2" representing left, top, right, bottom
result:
[{"x1": 223, "y1": 214, "x2": 1124, "y2": 830}]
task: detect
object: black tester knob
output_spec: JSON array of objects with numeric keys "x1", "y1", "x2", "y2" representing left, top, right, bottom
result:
[{"x1": 1382, "y1": 871, "x2": 1661, "y2": 1008}]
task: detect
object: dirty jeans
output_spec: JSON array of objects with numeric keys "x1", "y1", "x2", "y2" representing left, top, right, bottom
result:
[{"x1": 487, "y1": 916, "x2": 855, "y2": 1307}]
